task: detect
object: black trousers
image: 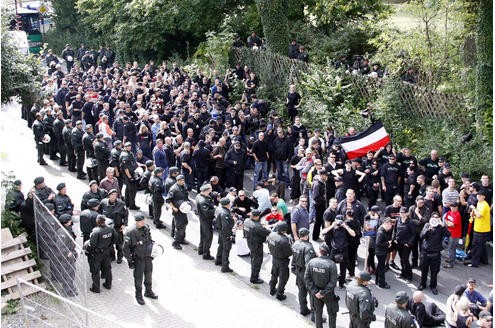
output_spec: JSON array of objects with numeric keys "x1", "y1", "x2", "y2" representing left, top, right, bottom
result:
[
  {"x1": 470, "y1": 231, "x2": 489, "y2": 266},
  {"x1": 348, "y1": 243, "x2": 359, "y2": 276},
  {"x1": 248, "y1": 243, "x2": 264, "y2": 280},
  {"x1": 397, "y1": 243, "x2": 412, "y2": 279},
  {"x1": 110, "y1": 227, "x2": 124, "y2": 261},
  {"x1": 216, "y1": 236, "x2": 232, "y2": 269},
  {"x1": 123, "y1": 178, "x2": 137, "y2": 208},
  {"x1": 411, "y1": 233, "x2": 421, "y2": 267},
  {"x1": 312, "y1": 203, "x2": 326, "y2": 241},
  {"x1": 312, "y1": 292, "x2": 338, "y2": 328},
  {"x1": 269, "y1": 257, "x2": 290, "y2": 296},
  {"x1": 57, "y1": 139, "x2": 67, "y2": 164},
  {"x1": 36, "y1": 142, "x2": 45, "y2": 163},
  {"x1": 66, "y1": 144, "x2": 76, "y2": 170},
  {"x1": 420, "y1": 251, "x2": 440, "y2": 288},
  {"x1": 173, "y1": 213, "x2": 188, "y2": 244},
  {"x1": 133, "y1": 257, "x2": 153, "y2": 297},
  {"x1": 75, "y1": 148, "x2": 85, "y2": 175},
  {"x1": 90, "y1": 250, "x2": 112, "y2": 291},
  {"x1": 195, "y1": 168, "x2": 209, "y2": 189},
  {"x1": 384, "y1": 185, "x2": 399, "y2": 206},
  {"x1": 295, "y1": 267, "x2": 313, "y2": 312},
  {"x1": 97, "y1": 161, "x2": 109, "y2": 182},
  {"x1": 331, "y1": 248, "x2": 348, "y2": 287},
  {"x1": 152, "y1": 201, "x2": 163, "y2": 224},
  {"x1": 87, "y1": 165, "x2": 98, "y2": 183},
  {"x1": 49, "y1": 138, "x2": 58, "y2": 157},
  {"x1": 198, "y1": 218, "x2": 213, "y2": 257},
  {"x1": 375, "y1": 253, "x2": 387, "y2": 287}
]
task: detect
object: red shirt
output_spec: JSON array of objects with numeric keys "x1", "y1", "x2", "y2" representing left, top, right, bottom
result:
[
  {"x1": 445, "y1": 210, "x2": 462, "y2": 238},
  {"x1": 265, "y1": 213, "x2": 283, "y2": 223}
]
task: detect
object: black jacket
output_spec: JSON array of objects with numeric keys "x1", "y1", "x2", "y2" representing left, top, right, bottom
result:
[
  {"x1": 420, "y1": 224, "x2": 450, "y2": 253},
  {"x1": 267, "y1": 231, "x2": 292, "y2": 259}
]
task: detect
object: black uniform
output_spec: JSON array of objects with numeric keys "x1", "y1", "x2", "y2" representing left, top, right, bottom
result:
[
  {"x1": 119, "y1": 149, "x2": 139, "y2": 208},
  {"x1": 215, "y1": 206, "x2": 235, "y2": 270},
  {"x1": 345, "y1": 280, "x2": 376, "y2": 328},
  {"x1": 53, "y1": 117, "x2": 67, "y2": 165},
  {"x1": 71, "y1": 126, "x2": 85, "y2": 177},
  {"x1": 5, "y1": 189, "x2": 24, "y2": 213},
  {"x1": 312, "y1": 177, "x2": 327, "y2": 241},
  {"x1": 99, "y1": 198, "x2": 128, "y2": 261},
  {"x1": 80, "y1": 208, "x2": 99, "y2": 242},
  {"x1": 43, "y1": 113, "x2": 58, "y2": 158},
  {"x1": 304, "y1": 255, "x2": 339, "y2": 328},
  {"x1": 291, "y1": 239, "x2": 316, "y2": 313},
  {"x1": 395, "y1": 217, "x2": 416, "y2": 280},
  {"x1": 384, "y1": 303, "x2": 415, "y2": 328},
  {"x1": 149, "y1": 175, "x2": 165, "y2": 226},
  {"x1": 63, "y1": 124, "x2": 76, "y2": 171},
  {"x1": 196, "y1": 193, "x2": 216, "y2": 258},
  {"x1": 267, "y1": 230, "x2": 292, "y2": 298},
  {"x1": 33, "y1": 118, "x2": 46, "y2": 164},
  {"x1": 123, "y1": 224, "x2": 155, "y2": 301},
  {"x1": 83, "y1": 131, "x2": 98, "y2": 182},
  {"x1": 419, "y1": 223, "x2": 450, "y2": 289},
  {"x1": 94, "y1": 139, "x2": 110, "y2": 182},
  {"x1": 375, "y1": 226, "x2": 392, "y2": 288},
  {"x1": 380, "y1": 162, "x2": 401, "y2": 205},
  {"x1": 166, "y1": 182, "x2": 189, "y2": 246},
  {"x1": 110, "y1": 147, "x2": 124, "y2": 193},
  {"x1": 244, "y1": 218, "x2": 271, "y2": 282},
  {"x1": 81, "y1": 188, "x2": 107, "y2": 211},
  {"x1": 54, "y1": 193, "x2": 74, "y2": 218},
  {"x1": 87, "y1": 224, "x2": 117, "y2": 292}
]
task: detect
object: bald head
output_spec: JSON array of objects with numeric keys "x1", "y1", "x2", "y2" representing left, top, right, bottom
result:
[{"x1": 412, "y1": 291, "x2": 424, "y2": 303}]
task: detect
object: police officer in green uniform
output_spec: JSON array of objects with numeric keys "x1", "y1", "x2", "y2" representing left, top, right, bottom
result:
[
  {"x1": 345, "y1": 271, "x2": 377, "y2": 328},
  {"x1": 384, "y1": 291, "x2": 415, "y2": 328},
  {"x1": 148, "y1": 167, "x2": 167, "y2": 229},
  {"x1": 304, "y1": 243, "x2": 339, "y2": 328},
  {"x1": 63, "y1": 119, "x2": 76, "y2": 171},
  {"x1": 81, "y1": 180, "x2": 107, "y2": 211},
  {"x1": 123, "y1": 213, "x2": 158, "y2": 305},
  {"x1": 99, "y1": 189, "x2": 128, "y2": 263},
  {"x1": 120, "y1": 142, "x2": 140, "y2": 210},
  {"x1": 87, "y1": 215, "x2": 117, "y2": 293},
  {"x1": 195, "y1": 184, "x2": 216, "y2": 260},
  {"x1": 267, "y1": 221, "x2": 292, "y2": 300},
  {"x1": 139, "y1": 160, "x2": 155, "y2": 217},
  {"x1": 291, "y1": 227, "x2": 316, "y2": 316},
  {"x1": 80, "y1": 198, "x2": 100, "y2": 243},
  {"x1": 244, "y1": 209, "x2": 271, "y2": 284},
  {"x1": 54, "y1": 183, "x2": 74, "y2": 218},
  {"x1": 166, "y1": 175, "x2": 189, "y2": 249},
  {"x1": 215, "y1": 197, "x2": 236, "y2": 272}
]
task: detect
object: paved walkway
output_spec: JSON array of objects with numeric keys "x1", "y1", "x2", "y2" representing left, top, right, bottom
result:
[{"x1": 1, "y1": 102, "x2": 492, "y2": 327}]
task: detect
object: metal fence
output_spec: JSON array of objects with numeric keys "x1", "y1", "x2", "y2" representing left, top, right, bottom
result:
[
  {"x1": 32, "y1": 193, "x2": 89, "y2": 324},
  {"x1": 17, "y1": 278, "x2": 125, "y2": 328}
]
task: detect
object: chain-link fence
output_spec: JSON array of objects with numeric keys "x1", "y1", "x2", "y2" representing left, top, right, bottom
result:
[
  {"x1": 16, "y1": 278, "x2": 125, "y2": 328},
  {"x1": 32, "y1": 193, "x2": 89, "y2": 322}
]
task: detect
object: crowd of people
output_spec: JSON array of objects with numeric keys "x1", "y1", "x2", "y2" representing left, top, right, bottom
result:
[{"x1": 4, "y1": 38, "x2": 492, "y2": 327}]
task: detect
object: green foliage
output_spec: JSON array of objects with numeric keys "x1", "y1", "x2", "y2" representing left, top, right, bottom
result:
[
  {"x1": 223, "y1": 2, "x2": 263, "y2": 41},
  {"x1": 1, "y1": 10, "x2": 43, "y2": 105},
  {"x1": 194, "y1": 30, "x2": 237, "y2": 71},
  {"x1": 255, "y1": 0, "x2": 289, "y2": 54},
  {"x1": 298, "y1": 63, "x2": 368, "y2": 133},
  {"x1": 2, "y1": 300, "x2": 20, "y2": 315},
  {"x1": 475, "y1": 0, "x2": 493, "y2": 143},
  {"x1": 307, "y1": 0, "x2": 392, "y2": 31}
]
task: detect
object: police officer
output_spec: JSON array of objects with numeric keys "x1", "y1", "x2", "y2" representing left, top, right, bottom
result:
[
  {"x1": 80, "y1": 198, "x2": 100, "y2": 243},
  {"x1": 304, "y1": 243, "x2": 339, "y2": 328},
  {"x1": 195, "y1": 184, "x2": 216, "y2": 260},
  {"x1": 345, "y1": 271, "x2": 377, "y2": 328},
  {"x1": 43, "y1": 107, "x2": 58, "y2": 159},
  {"x1": 244, "y1": 209, "x2": 271, "y2": 283},
  {"x1": 53, "y1": 111, "x2": 67, "y2": 166},
  {"x1": 81, "y1": 180, "x2": 107, "y2": 211},
  {"x1": 384, "y1": 291, "x2": 415, "y2": 328},
  {"x1": 148, "y1": 167, "x2": 167, "y2": 229},
  {"x1": 55, "y1": 214, "x2": 78, "y2": 297},
  {"x1": 110, "y1": 140, "x2": 124, "y2": 194},
  {"x1": 62, "y1": 119, "x2": 76, "y2": 172},
  {"x1": 140, "y1": 160, "x2": 155, "y2": 217},
  {"x1": 33, "y1": 176, "x2": 55, "y2": 204},
  {"x1": 164, "y1": 166, "x2": 179, "y2": 236},
  {"x1": 166, "y1": 175, "x2": 189, "y2": 249},
  {"x1": 291, "y1": 227, "x2": 316, "y2": 316},
  {"x1": 418, "y1": 213, "x2": 450, "y2": 295},
  {"x1": 120, "y1": 141, "x2": 140, "y2": 210},
  {"x1": 87, "y1": 215, "x2": 117, "y2": 293},
  {"x1": 215, "y1": 197, "x2": 236, "y2": 272},
  {"x1": 71, "y1": 120, "x2": 86, "y2": 179},
  {"x1": 5, "y1": 180, "x2": 24, "y2": 214},
  {"x1": 94, "y1": 133, "x2": 111, "y2": 182},
  {"x1": 99, "y1": 189, "x2": 128, "y2": 263},
  {"x1": 267, "y1": 221, "x2": 292, "y2": 300},
  {"x1": 54, "y1": 183, "x2": 74, "y2": 218},
  {"x1": 123, "y1": 213, "x2": 158, "y2": 305},
  {"x1": 83, "y1": 124, "x2": 98, "y2": 182},
  {"x1": 33, "y1": 112, "x2": 47, "y2": 165}
]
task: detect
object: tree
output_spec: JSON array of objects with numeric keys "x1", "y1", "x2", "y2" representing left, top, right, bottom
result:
[
  {"x1": 1, "y1": 10, "x2": 43, "y2": 105},
  {"x1": 254, "y1": 0, "x2": 289, "y2": 55}
]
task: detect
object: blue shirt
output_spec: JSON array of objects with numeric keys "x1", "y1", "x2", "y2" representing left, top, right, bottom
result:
[
  {"x1": 465, "y1": 289, "x2": 487, "y2": 306},
  {"x1": 291, "y1": 205, "x2": 310, "y2": 232}
]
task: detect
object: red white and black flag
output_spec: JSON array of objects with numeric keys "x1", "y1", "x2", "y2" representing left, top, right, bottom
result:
[{"x1": 339, "y1": 121, "x2": 391, "y2": 159}]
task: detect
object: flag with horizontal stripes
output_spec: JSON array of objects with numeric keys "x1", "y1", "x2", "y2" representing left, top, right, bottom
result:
[{"x1": 339, "y1": 121, "x2": 391, "y2": 159}]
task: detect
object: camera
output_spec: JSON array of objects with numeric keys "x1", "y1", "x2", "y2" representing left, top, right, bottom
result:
[{"x1": 335, "y1": 219, "x2": 343, "y2": 226}]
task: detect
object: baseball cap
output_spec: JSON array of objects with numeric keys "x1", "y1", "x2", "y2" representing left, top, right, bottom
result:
[
  {"x1": 358, "y1": 271, "x2": 372, "y2": 281},
  {"x1": 298, "y1": 228, "x2": 310, "y2": 236},
  {"x1": 395, "y1": 291, "x2": 409, "y2": 304}
]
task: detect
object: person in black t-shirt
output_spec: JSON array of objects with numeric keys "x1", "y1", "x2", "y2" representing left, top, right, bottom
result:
[{"x1": 252, "y1": 132, "x2": 269, "y2": 190}]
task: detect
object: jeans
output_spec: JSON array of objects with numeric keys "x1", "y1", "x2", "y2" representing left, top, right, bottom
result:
[
  {"x1": 253, "y1": 161, "x2": 268, "y2": 189},
  {"x1": 446, "y1": 237, "x2": 460, "y2": 266},
  {"x1": 275, "y1": 160, "x2": 290, "y2": 184}
]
